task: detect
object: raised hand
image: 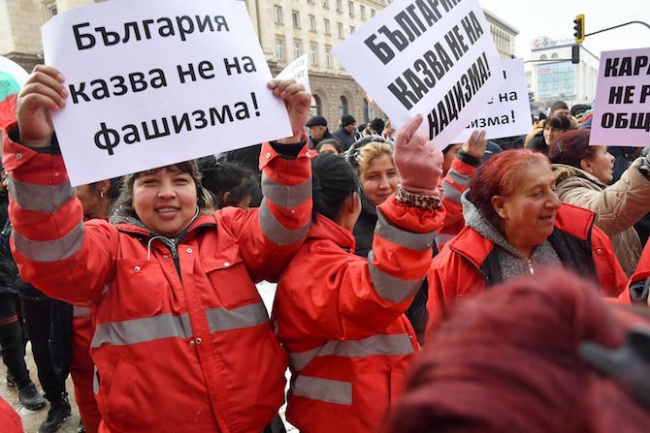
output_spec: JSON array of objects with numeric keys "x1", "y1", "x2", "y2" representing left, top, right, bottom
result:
[
  {"x1": 394, "y1": 114, "x2": 443, "y2": 196},
  {"x1": 16, "y1": 65, "x2": 67, "y2": 148},
  {"x1": 267, "y1": 79, "x2": 311, "y2": 143}
]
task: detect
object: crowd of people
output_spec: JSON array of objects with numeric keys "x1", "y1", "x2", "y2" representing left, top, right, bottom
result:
[{"x1": 2, "y1": 61, "x2": 650, "y2": 433}]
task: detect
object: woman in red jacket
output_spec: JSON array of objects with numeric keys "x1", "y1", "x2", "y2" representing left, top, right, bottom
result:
[
  {"x1": 4, "y1": 65, "x2": 312, "y2": 433},
  {"x1": 427, "y1": 149, "x2": 628, "y2": 332},
  {"x1": 274, "y1": 115, "x2": 446, "y2": 433}
]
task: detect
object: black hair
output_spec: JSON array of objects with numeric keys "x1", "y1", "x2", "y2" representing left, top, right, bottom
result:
[
  {"x1": 312, "y1": 153, "x2": 360, "y2": 222},
  {"x1": 201, "y1": 162, "x2": 260, "y2": 209}
]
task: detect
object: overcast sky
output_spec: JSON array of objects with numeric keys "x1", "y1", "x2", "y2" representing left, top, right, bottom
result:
[{"x1": 478, "y1": 0, "x2": 650, "y2": 59}]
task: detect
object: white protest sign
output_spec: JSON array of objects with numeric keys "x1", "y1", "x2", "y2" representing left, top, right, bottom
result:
[
  {"x1": 590, "y1": 47, "x2": 650, "y2": 147},
  {"x1": 42, "y1": 0, "x2": 292, "y2": 186},
  {"x1": 450, "y1": 58, "x2": 531, "y2": 143},
  {"x1": 276, "y1": 55, "x2": 310, "y2": 93},
  {"x1": 334, "y1": 0, "x2": 503, "y2": 149}
]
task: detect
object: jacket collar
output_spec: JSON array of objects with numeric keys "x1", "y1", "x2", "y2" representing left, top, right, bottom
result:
[{"x1": 309, "y1": 214, "x2": 356, "y2": 253}]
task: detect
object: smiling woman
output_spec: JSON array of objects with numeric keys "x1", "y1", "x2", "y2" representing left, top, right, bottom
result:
[{"x1": 426, "y1": 149, "x2": 628, "y2": 331}]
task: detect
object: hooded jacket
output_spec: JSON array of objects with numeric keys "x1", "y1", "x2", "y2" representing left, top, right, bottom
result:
[
  {"x1": 274, "y1": 197, "x2": 444, "y2": 433},
  {"x1": 552, "y1": 158, "x2": 650, "y2": 276},
  {"x1": 3, "y1": 124, "x2": 312, "y2": 433},
  {"x1": 427, "y1": 195, "x2": 628, "y2": 332}
]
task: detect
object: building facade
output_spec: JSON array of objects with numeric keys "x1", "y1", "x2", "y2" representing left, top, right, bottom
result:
[
  {"x1": 2, "y1": 0, "x2": 519, "y2": 130},
  {"x1": 529, "y1": 37, "x2": 599, "y2": 108}
]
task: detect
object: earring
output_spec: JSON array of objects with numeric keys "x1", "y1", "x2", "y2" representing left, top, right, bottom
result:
[{"x1": 100, "y1": 191, "x2": 105, "y2": 198}]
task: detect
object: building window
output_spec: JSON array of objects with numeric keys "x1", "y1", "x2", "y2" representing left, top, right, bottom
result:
[
  {"x1": 324, "y1": 19, "x2": 331, "y2": 35},
  {"x1": 360, "y1": 5, "x2": 366, "y2": 20},
  {"x1": 44, "y1": 0, "x2": 58, "y2": 18},
  {"x1": 337, "y1": 22, "x2": 344, "y2": 39},
  {"x1": 340, "y1": 96, "x2": 349, "y2": 117},
  {"x1": 551, "y1": 53, "x2": 559, "y2": 59},
  {"x1": 309, "y1": 15, "x2": 317, "y2": 32},
  {"x1": 311, "y1": 95, "x2": 322, "y2": 117},
  {"x1": 293, "y1": 40, "x2": 303, "y2": 59},
  {"x1": 310, "y1": 43, "x2": 318, "y2": 66},
  {"x1": 292, "y1": 10, "x2": 300, "y2": 29},
  {"x1": 348, "y1": 1, "x2": 354, "y2": 17},
  {"x1": 350, "y1": 25, "x2": 356, "y2": 34},
  {"x1": 336, "y1": 0, "x2": 343, "y2": 12},
  {"x1": 540, "y1": 54, "x2": 548, "y2": 60},
  {"x1": 371, "y1": 9, "x2": 376, "y2": 18},
  {"x1": 322, "y1": 0, "x2": 329, "y2": 8},
  {"x1": 276, "y1": 37, "x2": 285, "y2": 61},
  {"x1": 325, "y1": 45, "x2": 333, "y2": 68},
  {"x1": 274, "y1": 6, "x2": 283, "y2": 25}
]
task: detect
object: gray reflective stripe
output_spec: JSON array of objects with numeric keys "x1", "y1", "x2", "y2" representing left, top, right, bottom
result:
[
  {"x1": 8, "y1": 175, "x2": 74, "y2": 213},
  {"x1": 293, "y1": 376, "x2": 352, "y2": 406},
  {"x1": 375, "y1": 210, "x2": 435, "y2": 251},
  {"x1": 449, "y1": 168, "x2": 469, "y2": 187},
  {"x1": 290, "y1": 333, "x2": 415, "y2": 371},
  {"x1": 259, "y1": 202, "x2": 309, "y2": 246},
  {"x1": 442, "y1": 180, "x2": 462, "y2": 203},
  {"x1": 12, "y1": 222, "x2": 84, "y2": 262},
  {"x1": 93, "y1": 366, "x2": 99, "y2": 394},
  {"x1": 262, "y1": 174, "x2": 311, "y2": 209},
  {"x1": 73, "y1": 306, "x2": 91, "y2": 318},
  {"x1": 205, "y1": 302, "x2": 269, "y2": 332},
  {"x1": 368, "y1": 252, "x2": 422, "y2": 303},
  {"x1": 90, "y1": 313, "x2": 193, "y2": 348}
]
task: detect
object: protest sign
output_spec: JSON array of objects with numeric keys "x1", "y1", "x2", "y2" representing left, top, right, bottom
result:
[
  {"x1": 42, "y1": 0, "x2": 291, "y2": 186},
  {"x1": 276, "y1": 54, "x2": 310, "y2": 92},
  {"x1": 334, "y1": 0, "x2": 503, "y2": 149},
  {"x1": 590, "y1": 47, "x2": 650, "y2": 147},
  {"x1": 450, "y1": 58, "x2": 531, "y2": 143}
]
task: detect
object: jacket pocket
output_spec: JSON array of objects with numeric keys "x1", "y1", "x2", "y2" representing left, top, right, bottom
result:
[{"x1": 112, "y1": 258, "x2": 165, "y2": 318}]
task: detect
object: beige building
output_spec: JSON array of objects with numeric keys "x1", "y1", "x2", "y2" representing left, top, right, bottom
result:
[{"x1": 2, "y1": 0, "x2": 518, "y2": 130}]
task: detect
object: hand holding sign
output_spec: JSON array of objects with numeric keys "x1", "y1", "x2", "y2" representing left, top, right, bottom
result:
[
  {"x1": 16, "y1": 65, "x2": 67, "y2": 148},
  {"x1": 461, "y1": 130, "x2": 487, "y2": 160},
  {"x1": 267, "y1": 79, "x2": 311, "y2": 142}
]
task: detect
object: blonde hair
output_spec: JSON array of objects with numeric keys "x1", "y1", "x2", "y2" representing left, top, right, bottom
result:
[{"x1": 356, "y1": 141, "x2": 395, "y2": 178}]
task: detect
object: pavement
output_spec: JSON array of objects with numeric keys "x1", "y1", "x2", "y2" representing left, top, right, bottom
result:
[{"x1": 1, "y1": 344, "x2": 81, "y2": 433}]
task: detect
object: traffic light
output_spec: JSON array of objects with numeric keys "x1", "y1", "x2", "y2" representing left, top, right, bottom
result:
[
  {"x1": 571, "y1": 44, "x2": 580, "y2": 64},
  {"x1": 574, "y1": 14, "x2": 585, "y2": 43}
]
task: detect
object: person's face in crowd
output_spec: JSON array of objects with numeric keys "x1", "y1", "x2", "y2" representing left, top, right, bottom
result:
[
  {"x1": 492, "y1": 163, "x2": 561, "y2": 257},
  {"x1": 344, "y1": 123, "x2": 356, "y2": 133},
  {"x1": 361, "y1": 154, "x2": 399, "y2": 206},
  {"x1": 133, "y1": 166, "x2": 198, "y2": 237},
  {"x1": 308, "y1": 125, "x2": 326, "y2": 142},
  {"x1": 552, "y1": 108, "x2": 570, "y2": 118},
  {"x1": 75, "y1": 183, "x2": 105, "y2": 219},
  {"x1": 442, "y1": 143, "x2": 462, "y2": 175},
  {"x1": 543, "y1": 124, "x2": 567, "y2": 147},
  {"x1": 582, "y1": 146, "x2": 615, "y2": 184},
  {"x1": 383, "y1": 122, "x2": 395, "y2": 138},
  {"x1": 318, "y1": 143, "x2": 340, "y2": 155}
]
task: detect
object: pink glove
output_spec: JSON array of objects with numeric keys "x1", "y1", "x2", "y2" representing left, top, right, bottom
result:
[{"x1": 394, "y1": 114, "x2": 443, "y2": 196}]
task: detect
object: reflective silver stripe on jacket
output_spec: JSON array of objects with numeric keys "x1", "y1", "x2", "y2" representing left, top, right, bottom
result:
[
  {"x1": 289, "y1": 333, "x2": 415, "y2": 372},
  {"x1": 442, "y1": 169, "x2": 466, "y2": 202},
  {"x1": 292, "y1": 376, "x2": 352, "y2": 406},
  {"x1": 368, "y1": 252, "x2": 423, "y2": 303},
  {"x1": 73, "y1": 306, "x2": 91, "y2": 318},
  {"x1": 258, "y1": 203, "x2": 310, "y2": 246},
  {"x1": 12, "y1": 222, "x2": 84, "y2": 262},
  {"x1": 91, "y1": 313, "x2": 193, "y2": 348},
  {"x1": 375, "y1": 210, "x2": 435, "y2": 251},
  {"x1": 262, "y1": 173, "x2": 312, "y2": 209},
  {"x1": 206, "y1": 302, "x2": 269, "y2": 332},
  {"x1": 90, "y1": 303, "x2": 268, "y2": 348},
  {"x1": 8, "y1": 175, "x2": 75, "y2": 213}
]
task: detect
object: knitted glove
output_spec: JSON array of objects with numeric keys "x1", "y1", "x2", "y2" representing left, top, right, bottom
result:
[{"x1": 394, "y1": 114, "x2": 443, "y2": 197}]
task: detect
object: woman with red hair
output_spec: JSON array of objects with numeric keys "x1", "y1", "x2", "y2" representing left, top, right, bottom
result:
[
  {"x1": 427, "y1": 149, "x2": 627, "y2": 330},
  {"x1": 386, "y1": 269, "x2": 650, "y2": 433}
]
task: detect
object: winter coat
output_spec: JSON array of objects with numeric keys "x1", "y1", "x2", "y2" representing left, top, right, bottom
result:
[
  {"x1": 274, "y1": 197, "x2": 444, "y2": 433},
  {"x1": 427, "y1": 200, "x2": 628, "y2": 332},
  {"x1": 3, "y1": 125, "x2": 312, "y2": 433},
  {"x1": 552, "y1": 158, "x2": 650, "y2": 276},
  {"x1": 331, "y1": 127, "x2": 359, "y2": 152}
]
